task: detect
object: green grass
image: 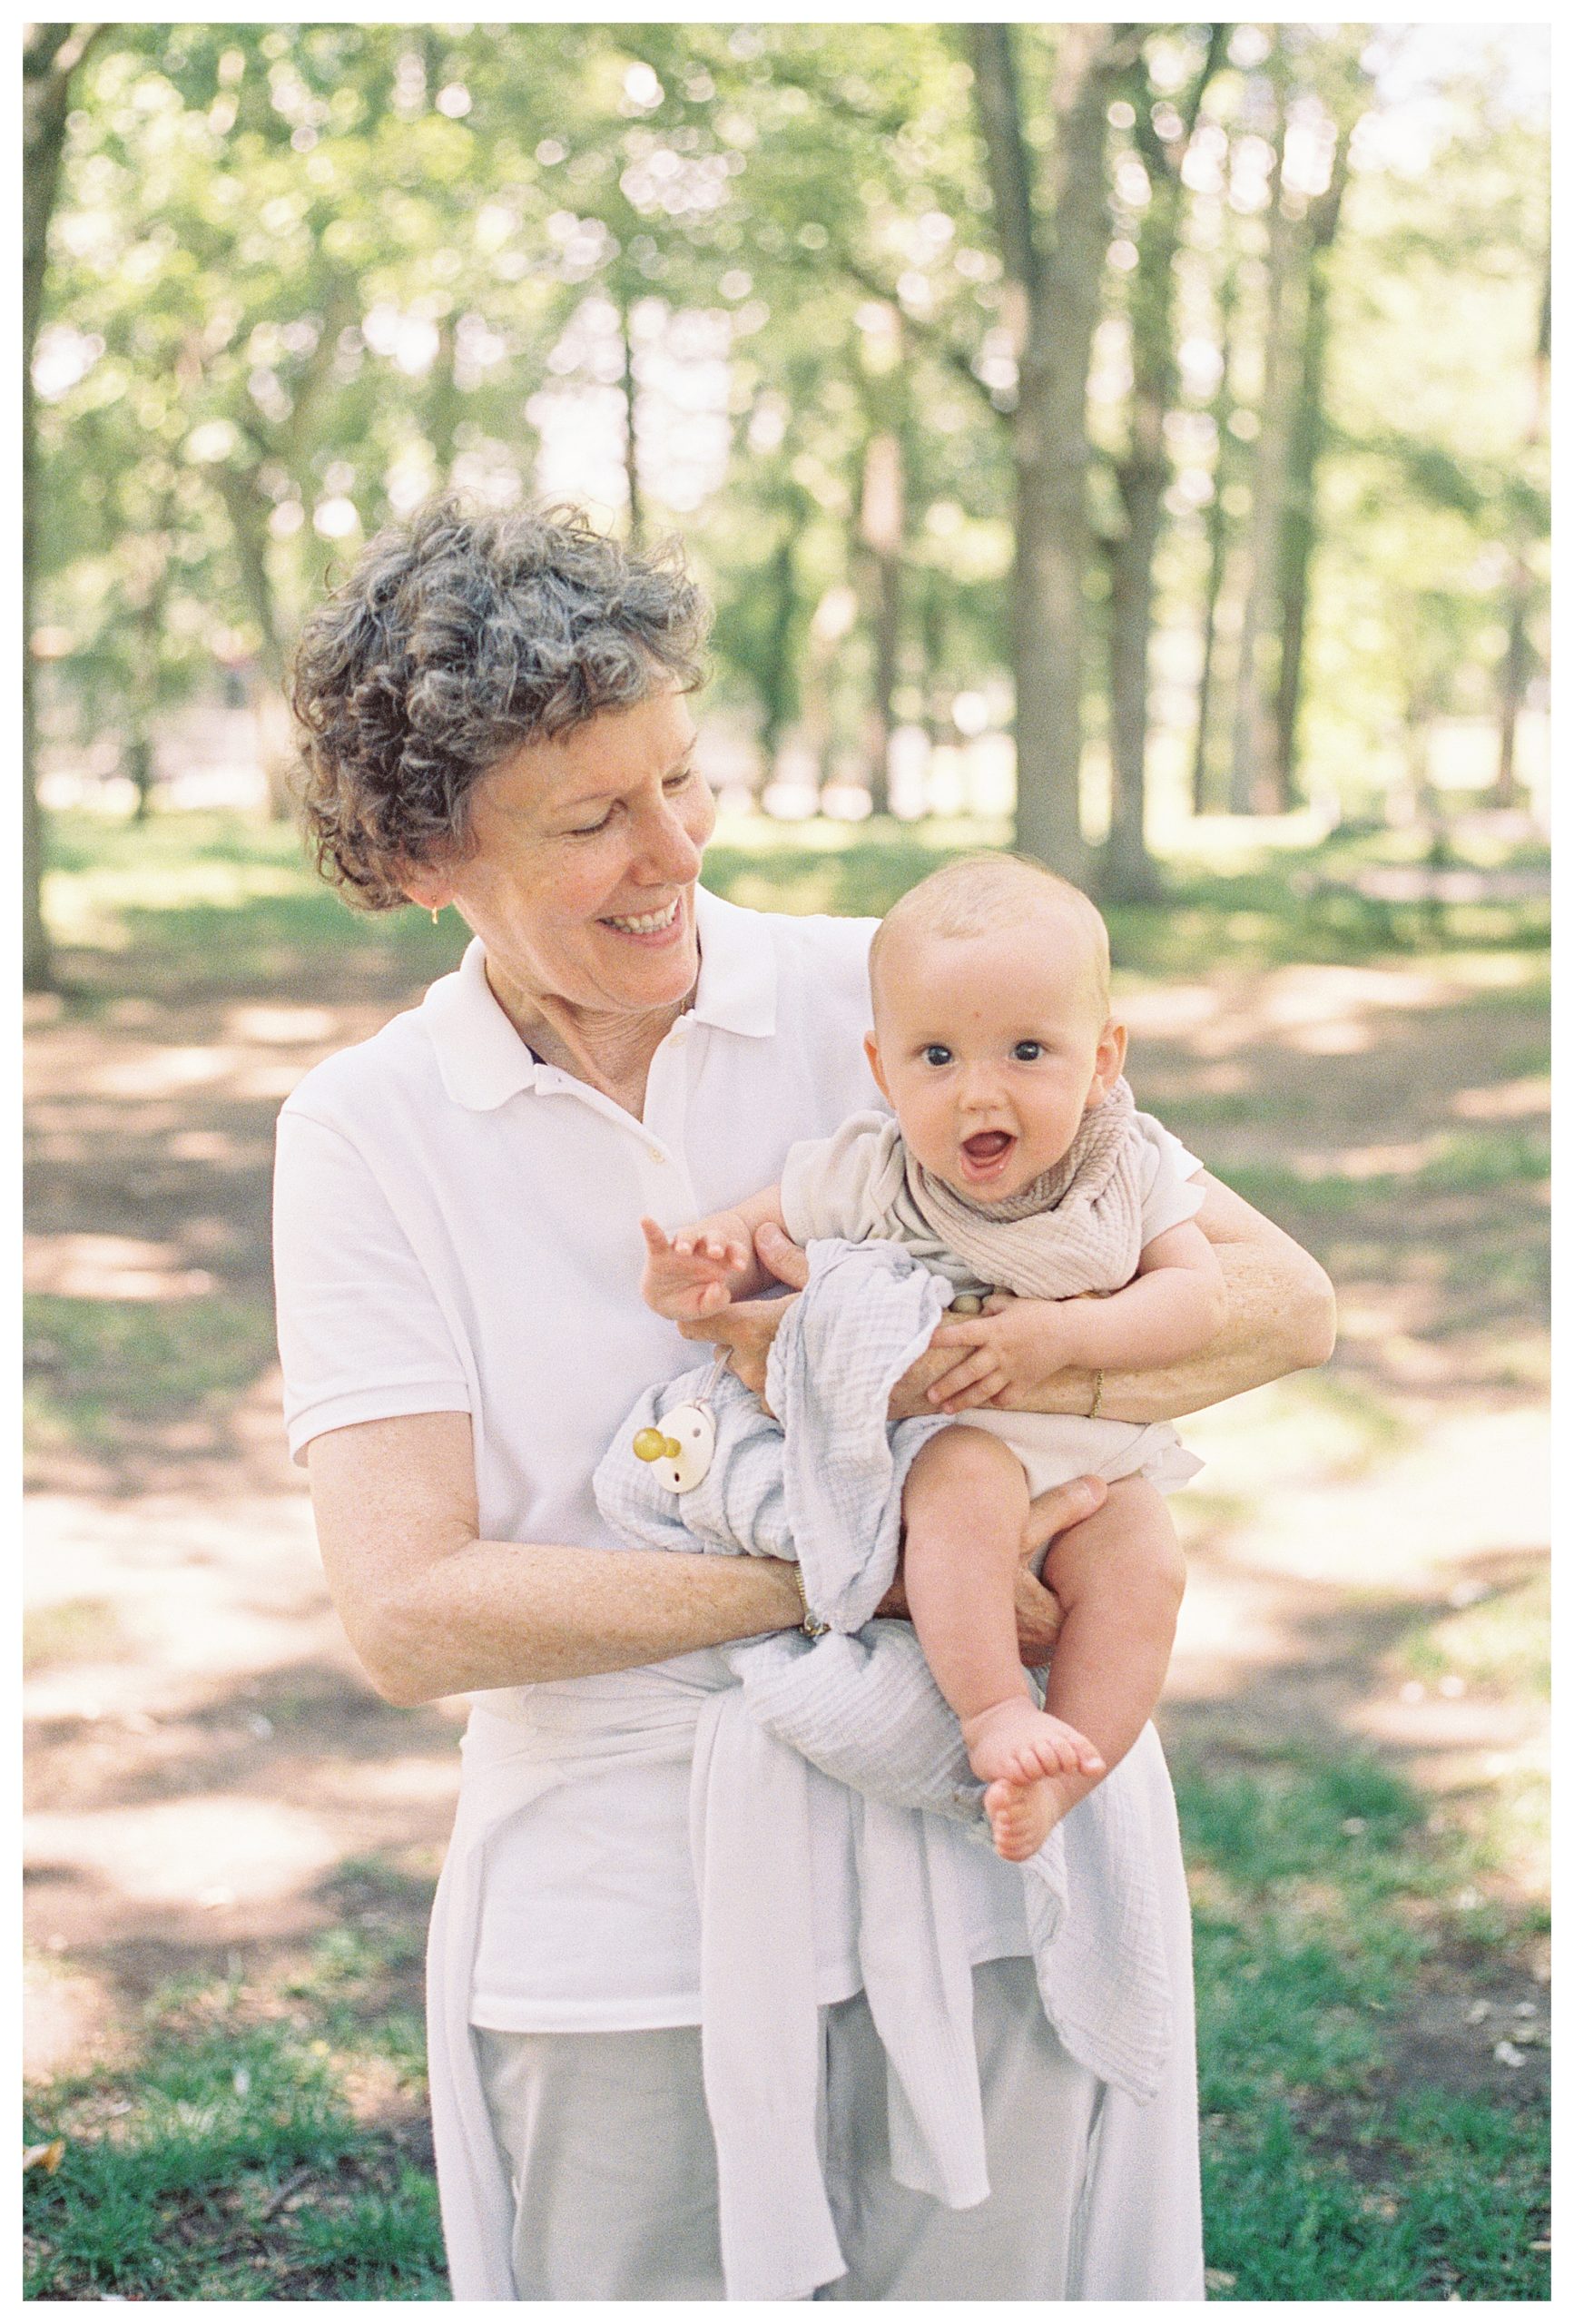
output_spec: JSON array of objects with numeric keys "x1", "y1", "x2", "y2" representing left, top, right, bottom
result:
[
  {"x1": 38, "y1": 806, "x2": 1549, "y2": 997},
  {"x1": 27, "y1": 803, "x2": 1548, "y2": 2298},
  {"x1": 24, "y1": 1911, "x2": 447, "y2": 2301},
  {"x1": 23, "y1": 1595, "x2": 129, "y2": 1673},
  {"x1": 1215, "y1": 1130, "x2": 1549, "y2": 1219},
  {"x1": 25, "y1": 1749, "x2": 1547, "y2": 2301},
  {"x1": 25, "y1": 1292, "x2": 280, "y2": 1464},
  {"x1": 1175, "y1": 1745, "x2": 1549, "y2": 2300}
]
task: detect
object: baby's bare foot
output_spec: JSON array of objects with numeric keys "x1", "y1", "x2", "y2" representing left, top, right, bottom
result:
[
  {"x1": 960, "y1": 1697, "x2": 1105, "y2": 1787},
  {"x1": 983, "y1": 1772, "x2": 1083, "y2": 1862}
]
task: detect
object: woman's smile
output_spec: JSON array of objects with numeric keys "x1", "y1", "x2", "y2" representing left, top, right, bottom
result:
[{"x1": 598, "y1": 895, "x2": 684, "y2": 942}]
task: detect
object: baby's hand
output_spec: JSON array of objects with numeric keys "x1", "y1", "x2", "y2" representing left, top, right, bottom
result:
[
  {"x1": 925, "y1": 1293, "x2": 1087, "y2": 1413},
  {"x1": 640, "y1": 1215, "x2": 753, "y2": 1323}
]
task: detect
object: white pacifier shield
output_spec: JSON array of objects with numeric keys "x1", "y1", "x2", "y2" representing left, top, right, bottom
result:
[{"x1": 648, "y1": 1400, "x2": 716, "y2": 1493}]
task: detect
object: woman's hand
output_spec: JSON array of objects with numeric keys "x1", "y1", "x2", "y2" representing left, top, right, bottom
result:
[
  {"x1": 875, "y1": 1473, "x2": 1106, "y2": 1665},
  {"x1": 678, "y1": 1220, "x2": 808, "y2": 1404}
]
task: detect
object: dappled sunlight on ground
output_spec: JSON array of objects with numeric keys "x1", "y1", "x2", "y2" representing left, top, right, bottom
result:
[{"x1": 25, "y1": 912, "x2": 1549, "y2": 2115}]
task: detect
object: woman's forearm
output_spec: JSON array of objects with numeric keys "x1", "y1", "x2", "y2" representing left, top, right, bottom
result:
[
  {"x1": 1011, "y1": 1235, "x2": 1336, "y2": 1423},
  {"x1": 377, "y1": 1539, "x2": 803, "y2": 1705},
  {"x1": 680, "y1": 1175, "x2": 1336, "y2": 1429},
  {"x1": 307, "y1": 1413, "x2": 803, "y2": 1708}
]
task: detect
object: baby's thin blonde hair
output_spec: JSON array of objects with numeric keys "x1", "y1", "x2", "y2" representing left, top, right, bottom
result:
[{"x1": 869, "y1": 852, "x2": 1110, "y2": 1018}]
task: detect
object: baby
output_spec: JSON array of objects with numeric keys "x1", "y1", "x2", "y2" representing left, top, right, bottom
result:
[{"x1": 641, "y1": 854, "x2": 1225, "y2": 1861}]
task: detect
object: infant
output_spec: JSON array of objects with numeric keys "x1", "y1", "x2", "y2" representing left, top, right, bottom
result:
[{"x1": 641, "y1": 854, "x2": 1225, "y2": 1861}]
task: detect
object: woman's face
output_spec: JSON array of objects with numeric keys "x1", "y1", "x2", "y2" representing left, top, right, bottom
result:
[{"x1": 408, "y1": 687, "x2": 715, "y2": 1019}]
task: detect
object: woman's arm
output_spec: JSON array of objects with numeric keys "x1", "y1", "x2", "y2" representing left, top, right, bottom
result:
[
  {"x1": 1008, "y1": 1173, "x2": 1336, "y2": 1423},
  {"x1": 307, "y1": 1409, "x2": 1096, "y2": 1706},
  {"x1": 308, "y1": 1411, "x2": 804, "y2": 1706},
  {"x1": 690, "y1": 1179, "x2": 1335, "y2": 1424}
]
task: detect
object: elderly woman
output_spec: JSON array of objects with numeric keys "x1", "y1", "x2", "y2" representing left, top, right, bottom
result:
[{"x1": 275, "y1": 502, "x2": 1334, "y2": 2302}]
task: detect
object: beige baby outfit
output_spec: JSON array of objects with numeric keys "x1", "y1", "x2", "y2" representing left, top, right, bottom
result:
[{"x1": 779, "y1": 1081, "x2": 1204, "y2": 1497}]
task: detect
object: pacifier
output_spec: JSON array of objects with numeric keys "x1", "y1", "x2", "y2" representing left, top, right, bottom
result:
[{"x1": 631, "y1": 1354, "x2": 727, "y2": 1493}]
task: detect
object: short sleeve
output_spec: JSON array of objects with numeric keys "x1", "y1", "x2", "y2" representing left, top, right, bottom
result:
[
  {"x1": 273, "y1": 1107, "x2": 472, "y2": 1466},
  {"x1": 1134, "y1": 1113, "x2": 1206, "y2": 1246},
  {"x1": 780, "y1": 1110, "x2": 896, "y2": 1246}
]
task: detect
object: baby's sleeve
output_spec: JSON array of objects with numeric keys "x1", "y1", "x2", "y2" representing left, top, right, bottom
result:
[
  {"x1": 780, "y1": 1110, "x2": 896, "y2": 1246},
  {"x1": 1135, "y1": 1113, "x2": 1207, "y2": 1246}
]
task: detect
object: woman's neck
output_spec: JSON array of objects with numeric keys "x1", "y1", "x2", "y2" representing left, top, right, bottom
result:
[{"x1": 486, "y1": 961, "x2": 689, "y2": 1119}]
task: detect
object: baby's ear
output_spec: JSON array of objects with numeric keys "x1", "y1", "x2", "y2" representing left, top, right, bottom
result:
[
  {"x1": 1087, "y1": 1018, "x2": 1128, "y2": 1106},
  {"x1": 863, "y1": 1032, "x2": 891, "y2": 1103}
]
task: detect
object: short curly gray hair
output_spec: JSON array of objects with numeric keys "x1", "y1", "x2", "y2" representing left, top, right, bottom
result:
[{"x1": 289, "y1": 499, "x2": 712, "y2": 909}]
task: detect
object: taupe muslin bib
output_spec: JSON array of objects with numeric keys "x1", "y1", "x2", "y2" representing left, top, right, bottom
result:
[{"x1": 905, "y1": 1077, "x2": 1145, "y2": 1300}]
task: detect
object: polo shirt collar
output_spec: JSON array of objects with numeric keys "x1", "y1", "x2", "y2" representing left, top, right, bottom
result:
[
  {"x1": 421, "y1": 882, "x2": 778, "y2": 1112},
  {"x1": 692, "y1": 883, "x2": 778, "y2": 1039}
]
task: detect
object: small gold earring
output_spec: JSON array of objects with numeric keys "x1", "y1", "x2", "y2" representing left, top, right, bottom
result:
[{"x1": 430, "y1": 906, "x2": 439, "y2": 926}]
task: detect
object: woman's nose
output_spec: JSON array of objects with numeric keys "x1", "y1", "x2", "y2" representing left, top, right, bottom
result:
[{"x1": 634, "y1": 793, "x2": 704, "y2": 884}]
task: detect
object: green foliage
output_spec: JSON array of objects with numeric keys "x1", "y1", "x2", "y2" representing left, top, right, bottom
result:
[{"x1": 32, "y1": 25, "x2": 1546, "y2": 824}]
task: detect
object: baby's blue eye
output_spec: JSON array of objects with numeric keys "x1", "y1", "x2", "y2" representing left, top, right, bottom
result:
[
  {"x1": 1012, "y1": 1040, "x2": 1044, "y2": 1062},
  {"x1": 923, "y1": 1044, "x2": 952, "y2": 1067}
]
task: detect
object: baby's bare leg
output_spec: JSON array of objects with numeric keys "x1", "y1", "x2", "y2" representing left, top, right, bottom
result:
[
  {"x1": 1038, "y1": 1477, "x2": 1187, "y2": 1785},
  {"x1": 980, "y1": 1478, "x2": 1185, "y2": 1861},
  {"x1": 902, "y1": 1430, "x2": 1103, "y2": 1858}
]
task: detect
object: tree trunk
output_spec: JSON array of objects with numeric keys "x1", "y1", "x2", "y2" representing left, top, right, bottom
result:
[
  {"x1": 1103, "y1": 31, "x2": 1225, "y2": 901},
  {"x1": 1107, "y1": 225, "x2": 1169, "y2": 893},
  {"x1": 617, "y1": 285, "x2": 644, "y2": 549},
  {"x1": 757, "y1": 523, "x2": 801, "y2": 776},
  {"x1": 1228, "y1": 42, "x2": 1302, "y2": 814},
  {"x1": 970, "y1": 24, "x2": 1129, "y2": 878},
  {"x1": 1491, "y1": 260, "x2": 1549, "y2": 807},
  {"x1": 858, "y1": 428, "x2": 903, "y2": 816},
  {"x1": 1190, "y1": 271, "x2": 1238, "y2": 817},
  {"x1": 428, "y1": 311, "x2": 461, "y2": 484},
  {"x1": 214, "y1": 463, "x2": 295, "y2": 817},
  {"x1": 23, "y1": 25, "x2": 106, "y2": 991},
  {"x1": 1274, "y1": 123, "x2": 1352, "y2": 802}
]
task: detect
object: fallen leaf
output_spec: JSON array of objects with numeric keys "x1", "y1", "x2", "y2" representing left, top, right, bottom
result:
[{"x1": 23, "y1": 2140, "x2": 65, "y2": 2174}]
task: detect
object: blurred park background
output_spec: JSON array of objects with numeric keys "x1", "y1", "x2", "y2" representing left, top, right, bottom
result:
[{"x1": 23, "y1": 19, "x2": 1548, "y2": 2301}]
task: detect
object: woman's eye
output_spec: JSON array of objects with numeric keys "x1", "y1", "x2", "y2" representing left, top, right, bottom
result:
[
  {"x1": 923, "y1": 1045, "x2": 952, "y2": 1067},
  {"x1": 1012, "y1": 1040, "x2": 1044, "y2": 1062}
]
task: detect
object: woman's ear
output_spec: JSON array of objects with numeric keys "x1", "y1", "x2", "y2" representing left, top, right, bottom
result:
[
  {"x1": 397, "y1": 866, "x2": 457, "y2": 914},
  {"x1": 863, "y1": 1032, "x2": 891, "y2": 1104},
  {"x1": 1085, "y1": 1019, "x2": 1128, "y2": 1108}
]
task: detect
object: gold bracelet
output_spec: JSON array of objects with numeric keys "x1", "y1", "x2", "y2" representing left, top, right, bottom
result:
[
  {"x1": 792, "y1": 1562, "x2": 831, "y2": 1640},
  {"x1": 1087, "y1": 1369, "x2": 1105, "y2": 1422}
]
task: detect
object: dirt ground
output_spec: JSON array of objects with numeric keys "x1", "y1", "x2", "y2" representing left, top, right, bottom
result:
[{"x1": 23, "y1": 936, "x2": 1550, "y2": 2113}]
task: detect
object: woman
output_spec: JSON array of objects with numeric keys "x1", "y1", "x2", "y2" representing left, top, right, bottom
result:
[{"x1": 276, "y1": 502, "x2": 1334, "y2": 2301}]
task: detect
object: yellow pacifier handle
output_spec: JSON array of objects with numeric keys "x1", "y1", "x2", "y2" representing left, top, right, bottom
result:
[{"x1": 633, "y1": 1427, "x2": 682, "y2": 1462}]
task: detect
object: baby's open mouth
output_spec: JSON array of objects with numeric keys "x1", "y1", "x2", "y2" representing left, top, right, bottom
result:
[{"x1": 960, "y1": 1131, "x2": 1014, "y2": 1169}]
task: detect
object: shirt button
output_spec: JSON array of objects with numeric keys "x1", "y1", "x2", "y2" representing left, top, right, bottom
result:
[{"x1": 647, "y1": 1146, "x2": 665, "y2": 1164}]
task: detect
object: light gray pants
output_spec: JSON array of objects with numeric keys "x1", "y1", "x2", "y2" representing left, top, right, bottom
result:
[{"x1": 476, "y1": 1956, "x2": 1103, "y2": 2300}]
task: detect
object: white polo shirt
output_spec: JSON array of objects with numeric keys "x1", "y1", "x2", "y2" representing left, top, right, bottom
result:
[{"x1": 274, "y1": 886, "x2": 1078, "y2": 2028}]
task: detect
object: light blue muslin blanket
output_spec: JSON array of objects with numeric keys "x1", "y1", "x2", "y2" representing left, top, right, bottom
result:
[{"x1": 593, "y1": 1236, "x2": 1174, "y2": 2294}]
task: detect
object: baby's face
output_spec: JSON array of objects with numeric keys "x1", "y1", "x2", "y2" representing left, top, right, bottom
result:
[{"x1": 865, "y1": 917, "x2": 1126, "y2": 1204}]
